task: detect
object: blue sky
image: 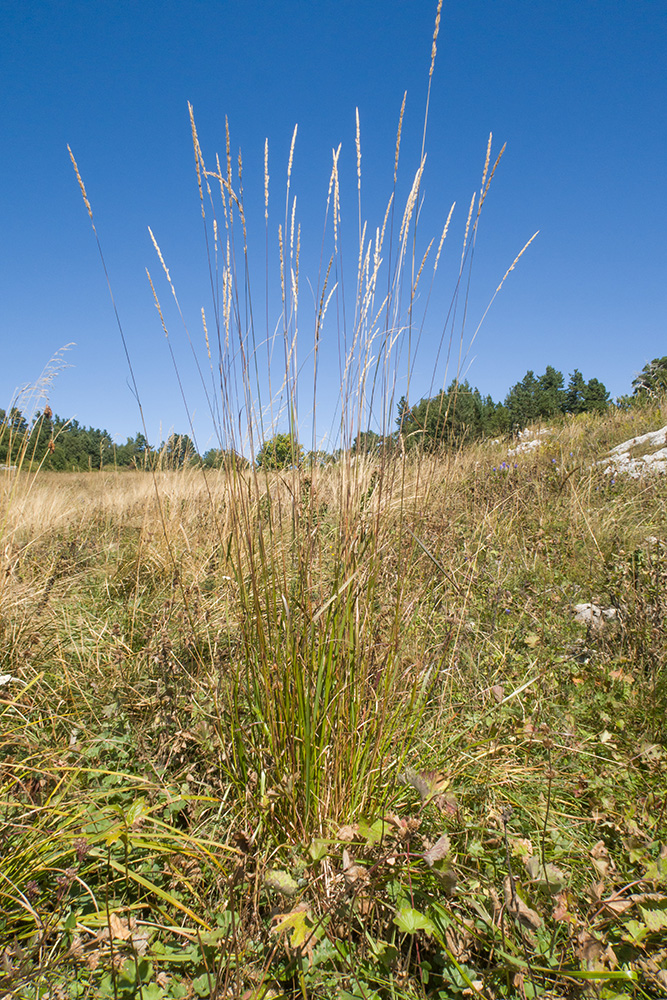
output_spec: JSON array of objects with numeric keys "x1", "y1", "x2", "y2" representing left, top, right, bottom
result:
[{"x1": 2, "y1": 0, "x2": 665, "y2": 453}]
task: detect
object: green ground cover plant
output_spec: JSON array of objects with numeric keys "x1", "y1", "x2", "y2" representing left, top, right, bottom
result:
[{"x1": 2, "y1": 3, "x2": 666, "y2": 995}]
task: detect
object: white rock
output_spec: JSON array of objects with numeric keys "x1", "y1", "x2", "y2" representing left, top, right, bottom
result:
[
  {"x1": 598, "y1": 425, "x2": 667, "y2": 477},
  {"x1": 508, "y1": 427, "x2": 552, "y2": 456},
  {"x1": 572, "y1": 603, "x2": 617, "y2": 628}
]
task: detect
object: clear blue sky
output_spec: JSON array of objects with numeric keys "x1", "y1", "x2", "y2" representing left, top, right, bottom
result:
[{"x1": 2, "y1": 0, "x2": 665, "y2": 453}]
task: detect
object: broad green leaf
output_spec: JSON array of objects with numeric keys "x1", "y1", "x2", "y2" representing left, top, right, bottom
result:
[
  {"x1": 309, "y1": 838, "x2": 329, "y2": 862},
  {"x1": 272, "y1": 907, "x2": 314, "y2": 948},
  {"x1": 192, "y1": 973, "x2": 212, "y2": 997},
  {"x1": 125, "y1": 797, "x2": 149, "y2": 826},
  {"x1": 140, "y1": 986, "x2": 165, "y2": 1000},
  {"x1": 621, "y1": 919, "x2": 649, "y2": 944},
  {"x1": 394, "y1": 907, "x2": 435, "y2": 935},
  {"x1": 639, "y1": 905, "x2": 667, "y2": 932},
  {"x1": 357, "y1": 817, "x2": 388, "y2": 845}
]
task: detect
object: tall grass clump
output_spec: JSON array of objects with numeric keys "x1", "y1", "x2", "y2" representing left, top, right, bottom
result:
[{"x1": 67, "y1": 2, "x2": 535, "y2": 841}]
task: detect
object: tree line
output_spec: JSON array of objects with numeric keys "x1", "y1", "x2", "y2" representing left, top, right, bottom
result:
[
  {"x1": 396, "y1": 366, "x2": 610, "y2": 454},
  {"x1": 2, "y1": 357, "x2": 666, "y2": 471},
  {"x1": 0, "y1": 406, "x2": 238, "y2": 472}
]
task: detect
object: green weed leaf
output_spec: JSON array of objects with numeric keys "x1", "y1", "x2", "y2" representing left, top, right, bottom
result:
[{"x1": 394, "y1": 906, "x2": 435, "y2": 935}]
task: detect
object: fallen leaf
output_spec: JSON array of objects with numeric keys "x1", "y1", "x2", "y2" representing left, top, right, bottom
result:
[
  {"x1": 575, "y1": 928, "x2": 605, "y2": 970},
  {"x1": 403, "y1": 767, "x2": 449, "y2": 804},
  {"x1": 342, "y1": 848, "x2": 366, "y2": 885},
  {"x1": 435, "y1": 869, "x2": 458, "y2": 894},
  {"x1": 423, "y1": 834, "x2": 451, "y2": 867},
  {"x1": 233, "y1": 829, "x2": 253, "y2": 853},
  {"x1": 525, "y1": 856, "x2": 566, "y2": 893},
  {"x1": 264, "y1": 869, "x2": 299, "y2": 897},
  {"x1": 387, "y1": 814, "x2": 421, "y2": 839},
  {"x1": 590, "y1": 840, "x2": 612, "y2": 876},
  {"x1": 630, "y1": 892, "x2": 667, "y2": 905},
  {"x1": 440, "y1": 793, "x2": 460, "y2": 816},
  {"x1": 67, "y1": 936, "x2": 83, "y2": 959},
  {"x1": 609, "y1": 669, "x2": 634, "y2": 684},
  {"x1": 599, "y1": 896, "x2": 633, "y2": 919},
  {"x1": 85, "y1": 949, "x2": 101, "y2": 971},
  {"x1": 587, "y1": 880, "x2": 606, "y2": 903},
  {"x1": 109, "y1": 914, "x2": 133, "y2": 941},
  {"x1": 503, "y1": 877, "x2": 542, "y2": 930},
  {"x1": 552, "y1": 892, "x2": 570, "y2": 922},
  {"x1": 510, "y1": 837, "x2": 534, "y2": 860}
]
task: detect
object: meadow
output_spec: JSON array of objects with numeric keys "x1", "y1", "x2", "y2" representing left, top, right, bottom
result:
[
  {"x1": 2, "y1": 4, "x2": 667, "y2": 992},
  {"x1": 2, "y1": 400, "x2": 667, "y2": 999}
]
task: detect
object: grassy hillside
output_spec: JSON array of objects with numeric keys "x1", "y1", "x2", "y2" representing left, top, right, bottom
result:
[{"x1": 2, "y1": 402, "x2": 666, "y2": 999}]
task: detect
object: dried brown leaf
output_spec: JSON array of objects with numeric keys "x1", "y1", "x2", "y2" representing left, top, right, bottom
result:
[
  {"x1": 342, "y1": 848, "x2": 367, "y2": 884},
  {"x1": 109, "y1": 914, "x2": 133, "y2": 941},
  {"x1": 590, "y1": 840, "x2": 612, "y2": 876},
  {"x1": 403, "y1": 767, "x2": 449, "y2": 804},
  {"x1": 386, "y1": 813, "x2": 421, "y2": 839},
  {"x1": 599, "y1": 896, "x2": 633, "y2": 919},
  {"x1": 503, "y1": 877, "x2": 542, "y2": 930},
  {"x1": 423, "y1": 833, "x2": 451, "y2": 867},
  {"x1": 85, "y1": 949, "x2": 101, "y2": 971},
  {"x1": 575, "y1": 928, "x2": 605, "y2": 969},
  {"x1": 552, "y1": 892, "x2": 570, "y2": 922}
]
